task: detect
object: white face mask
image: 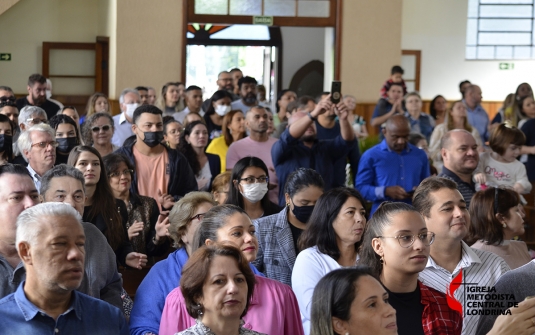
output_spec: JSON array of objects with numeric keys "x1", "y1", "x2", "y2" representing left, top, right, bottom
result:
[
  {"x1": 215, "y1": 104, "x2": 231, "y2": 116},
  {"x1": 240, "y1": 183, "x2": 268, "y2": 204},
  {"x1": 46, "y1": 90, "x2": 52, "y2": 99},
  {"x1": 125, "y1": 103, "x2": 140, "y2": 119}
]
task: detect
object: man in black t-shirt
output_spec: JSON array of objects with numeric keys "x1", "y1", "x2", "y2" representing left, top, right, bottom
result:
[{"x1": 15, "y1": 74, "x2": 61, "y2": 120}]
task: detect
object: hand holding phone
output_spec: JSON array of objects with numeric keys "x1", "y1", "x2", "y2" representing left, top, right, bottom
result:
[{"x1": 331, "y1": 81, "x2": 342, "y2": 104}]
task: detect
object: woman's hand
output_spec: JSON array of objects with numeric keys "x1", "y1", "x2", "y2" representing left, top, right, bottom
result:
[
  {"x1": 473, "y1": 173, "x2": 486, "y2": 185},
  {"x1": 154, "y1": 213, "x2": 170, "y2": 243},
  {"x1": 158, "y1": 189, "x2": 175, "y2": 210},
  {"x1": 125, "y1": 252, "x2": 148, "y2": 270},
  {"x1": 128, "y1": 221, "x2": 144, "y2": 240}
]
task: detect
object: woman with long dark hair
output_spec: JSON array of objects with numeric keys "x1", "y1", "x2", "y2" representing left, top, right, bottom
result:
[
  {"x1": 206, "y1": 109, "x2": 246, "y2": 172},
  {"x1": 49, "y1": 114, "x2": 81, "y2": 164},
  {"x1": 203, "y1": 89, "x2": 233, "y2": 140},
  {"x1": 0, "y1": 114, "x2": 14, "y2": 165},
  {"x1": 293, "y1": 187, "x2": 367, "y2": 335},
  {"x1": 68, "y1": 145, "x2": 147, "y2": 269},
  {"x1": 226, "y1": 156, "x2": 281, "y2": 220},
  {"x1": 178, "y1": 120, "x2": 220, "y2": 191}
]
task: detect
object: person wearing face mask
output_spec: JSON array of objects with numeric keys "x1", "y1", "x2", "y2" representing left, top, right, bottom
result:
[
  {"x1": 49, "y1": 114, "x2": 81, "y2": 164},
  {"x1": 111, "y1": 88, "x2": 141, "y2": 147},
  {"x1": 253, "y1": 168, "x2": 324, "y2": 286},
  {"x1": 0, "y1": 114, "x2": 14, "y2": 165},
  {"x1": 231, "y1": 76, "x2": 259, "y2": 113},
  {"x1": 45, "y1": 78, "x2": 64, "y2": 111},
  {"x1": 226, "y1": 156, "x2": 281, "y2": 220},
  {"x1": 115, "y1": 105, "x2": 197, "y2": 210},
  {"x1": 203, "y1": 90, "x2": 233, "y2": 141}
]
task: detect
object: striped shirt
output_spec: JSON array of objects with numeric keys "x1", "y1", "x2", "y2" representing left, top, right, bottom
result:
[{"x1": 418, "y1": 241, "x2": 510, "y2": 335}]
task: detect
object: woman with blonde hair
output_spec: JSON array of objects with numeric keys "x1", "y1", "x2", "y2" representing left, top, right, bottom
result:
[
  {"x1": 82, "y1": 92, "x2": 109, "y2": 124},
  {"x1": 428, "y1": 100, "x2": 484, "y2": 171},
  {"x1": 156, "y1": 82, "x2": 185, "y2": 117}
]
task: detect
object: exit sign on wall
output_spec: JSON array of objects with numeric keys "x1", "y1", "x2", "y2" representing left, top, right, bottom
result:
[
  {"x1": 0, "y1": 53, "x2": 11, "y2": 61},
  {"x1": 499, "y1": 62, "x2": 514, "y2": 70},
  {"x1": 253, "y1": 16, "x2": 273, "y2": 26}
]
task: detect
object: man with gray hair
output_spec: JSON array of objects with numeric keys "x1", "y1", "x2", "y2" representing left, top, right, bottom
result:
[
  {"x1": 18, "y1": 123, "x2": 57, "y2": 190},
  {"x1": 0, "y1": 202, "x2": 128, "y2": 333},
  {"x1": 437, "y1": 129, "x2": 479, "y2": 208},
  {"x1": 39, "y1": 164, "x2": 124, "y2": 310},
  {"x1": 18, "y1": 105, "x2": 48, "y2": 132},
  {"x1": 112, "y1": 88, "x2": 141, "y2": 147}
]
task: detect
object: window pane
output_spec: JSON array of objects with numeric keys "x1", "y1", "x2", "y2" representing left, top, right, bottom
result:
[
  {"x1": 466, "y1": 46, "x2": 477, "y2": 59},
  {"x1": 49, "y1": 50, "x2": 95, "y2": 76},
  {"x1": 479, "y1": 5, "x2": 533, "y2": 17},
  {"x1": 297, "y1": 0, "x2": 330, "y2": 17},
  {"x1": 467, "y1": 19, "x2": 478, "y2": 44},
  {"x1": 480, "y1": 0, "x2": 532, "y2": 4},
  {"x1": 479, "y1": 19, "x2": 532, "y2": 31},
  {"x1": 210, "y1": 24, "x2": 270, "y2": 40},
  {"x1": 479, "y1": 32, "x2": 531, "y2": 44},
  {"x1": 514, "y1": 46, "x2": 532, "y2": 58},
  {"x1": 195, "y1": 0, "x2": 228, "y2": 14},
  {"x1": 467, "y1": 0, "x2": 480, "y2": 17},
  {"x1": 264, "y1": 0, "x2": 296, "y2": 16},
  {"x1": 478, "y1": 46, "x2": 496, "y2": 59},
  {"x1": 229, "y1": 0, "x2": 262, "y2": 15},
  {"x1": 496, "y1": 46, "x2": 513, "y2": 58},
  {"x1": 50, "y1": 78, "x2": 95, "y2": 95}
]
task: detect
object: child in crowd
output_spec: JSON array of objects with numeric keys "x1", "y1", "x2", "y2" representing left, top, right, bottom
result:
[
  {"x1": 474, "y1": 124, "x2": 531, "y2": 199},
  {"x1": 379, "y1": 65, "x2": 408, "y2": 98}
]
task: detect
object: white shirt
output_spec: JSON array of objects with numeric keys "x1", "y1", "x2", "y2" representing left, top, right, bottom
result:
[
  {"x1": 26, "y1": 164, "x2": 42, "y2": 192},
  {"x1": 419, "y1": 241, "x2": 510, "y2": 335},
  {"x1": 292, "y1": 246, "x2": 348, "y2": 335},
  {"x1": 111, "y1": 113, "x2": 133, "y2": 147}
]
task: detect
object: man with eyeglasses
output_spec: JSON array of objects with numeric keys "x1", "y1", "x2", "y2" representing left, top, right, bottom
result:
[
  {"x1": 202, "y1": 71, "x2": 234, "y2": 111},
  {"x1": 17, "y1": 123, "x2": 57, "y2": 190},
  {"x1": 15, "y1": 74, "x2": 61, "y2": 120},
  {"x1": 413, "y1": 176, "x2": 510, "y2": 335}
]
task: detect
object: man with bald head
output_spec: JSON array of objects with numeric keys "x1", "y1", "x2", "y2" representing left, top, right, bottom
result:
[
  {"x1": 356, "y1": 114, "x2": 430, "y2": 214},
  {"x1": 272, "y1": 96, "x2": 356, "y2": 206},
  {"x1": 437, "y1": 129, "x2": 479, "y2": 208},
  {"x1": 463, "y1": 84, "x2": 489, "y2": 143}
]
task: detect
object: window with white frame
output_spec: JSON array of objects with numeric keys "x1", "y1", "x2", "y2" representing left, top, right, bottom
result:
[{"x1": 466, "y1": 0, "x2": 535, "y2": 60}]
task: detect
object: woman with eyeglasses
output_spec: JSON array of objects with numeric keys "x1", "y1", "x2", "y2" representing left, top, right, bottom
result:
[
  {"x1": 0, "y1": 114, "x2": 14, "y2": 165},
  {"x1": 292, "y1": 187, "x2": 366, "y2": 335},
  {"x1": 468, "y1": 187, "x2": 530, "y2": 269},
  {"x1": 178, "y1": 120, "x2": 220, "y2": 191},
  {"x1": 226, "y1": 156, "x2": 281, "y2": 220},
  {"x1": 359, "y1": 202, "x2": 461, "y2": 335},
  {"x1": 68, "y1": 146, "x2": 147, "y2": 270},
  {"x1": 103, "y1": 153, "x2": 170, "y2": 258},
  {"x1": 129, "y1": 192, "x2": 218, "y2": 335},
  {"x1": 82, "y1": 112, "x2": 117, "y2": 157},
  {"x1": 49, "y1": 114, "x2": 82, "y2": 164},
  {"x1": 162, "y1": 116, "x2": 182, "y2": 149}
]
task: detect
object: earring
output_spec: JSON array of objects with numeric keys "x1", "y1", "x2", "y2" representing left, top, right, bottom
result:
[
  {"x1": 197, "y1": 303, "x2": 203, "y2": 316},
  {"x1": 502, "y1": 222, "x2": 507, "y2": 228},
  {"x1": 380, "y1": 256, "x2": 384, "y2": 265},
  {"x1": 286, "y1": 202, "x2": 290, "y2": 207}
]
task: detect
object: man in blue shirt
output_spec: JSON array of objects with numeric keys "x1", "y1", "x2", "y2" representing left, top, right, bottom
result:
[
  {"x1": 463, "y1": 84, "x2": 489, "y2": 143},
  {"x1": 356, "y1": 114, "x2": 430, "y2": 214},
  {"x1": 0, "y1": 202, "x2": 128, "y2": 334},
  {"x1": 272, "y1": 95, "x2": 356, "y2": 206}
]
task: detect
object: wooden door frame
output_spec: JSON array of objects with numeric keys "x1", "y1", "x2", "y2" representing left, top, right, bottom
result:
[{"x1": 181, "y1": 0, "x2": 343, "y2": 83}]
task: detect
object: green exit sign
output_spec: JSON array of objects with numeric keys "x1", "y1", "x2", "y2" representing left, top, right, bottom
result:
[
  {"x1": 0, "y1": 53, "x2": 11, "y2": 61},
  {"x1": 499, "y1": 62, "x2": 514, "y2": 70},
  {"x1": 253, "y1": 16, "x2": 273, "y2": 26}
]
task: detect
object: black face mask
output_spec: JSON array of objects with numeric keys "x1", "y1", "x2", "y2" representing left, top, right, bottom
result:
[
  {"x1": 56, "y1": 137, "x2": 78, "y2": 154},
  {"x1": 291, "y1": 201, "x2": 315, "y2": 224},
  {"x1": 143, "y1": 131, "x2": 164, "y2": 148},
  {"x1": 0, "y1": 134, "x2": 12, "y2": 152}
]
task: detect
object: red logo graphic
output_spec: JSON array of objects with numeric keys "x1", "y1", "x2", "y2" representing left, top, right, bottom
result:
[{"x1": 446, "y1": 269, "x2": 464, "y2": 318}]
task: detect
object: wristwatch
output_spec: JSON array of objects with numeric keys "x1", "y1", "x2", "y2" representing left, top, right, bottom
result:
[{"x1": 307, "y1": 112, "x2": 317, "y2": 121}]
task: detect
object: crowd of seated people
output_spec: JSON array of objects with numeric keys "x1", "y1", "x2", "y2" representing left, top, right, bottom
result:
[{"x1": 1, "y1": 67, "x2": 535, "y2": 335}]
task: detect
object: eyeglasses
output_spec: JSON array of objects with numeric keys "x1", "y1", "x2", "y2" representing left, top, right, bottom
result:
[
  {"x1": 91, "y1": 125, "x2": 112, "y2": 133},
  {"x1": 31, "y1": 141, "x2": 59, "y2": 149},
  {"x1": 109, "y1": 169, "x2": 134, "y2": 178},
  {"x1": 239, "y1": 176, "x2": 269, "y2": 184},
  {"x1": 27, "y1": 118, "x2": 48, "y2": 125},
  {"x1": 190, "y1": 213, "x2": 205, "y2": 221},
  {"x1": 378, "y1": 232, "x2": 435, "y2": 248},
  {"x1": 0, "y1": 96, "x2": 15, "y2": 103}
]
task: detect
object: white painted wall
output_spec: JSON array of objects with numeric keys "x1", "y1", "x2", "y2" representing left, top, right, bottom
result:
[
  {"x1": 402, "y1": 0, "x2": 535, "y2": 101},
  {"x1": 280, "y1": 27, "x2": 326, "y2": 89}
]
